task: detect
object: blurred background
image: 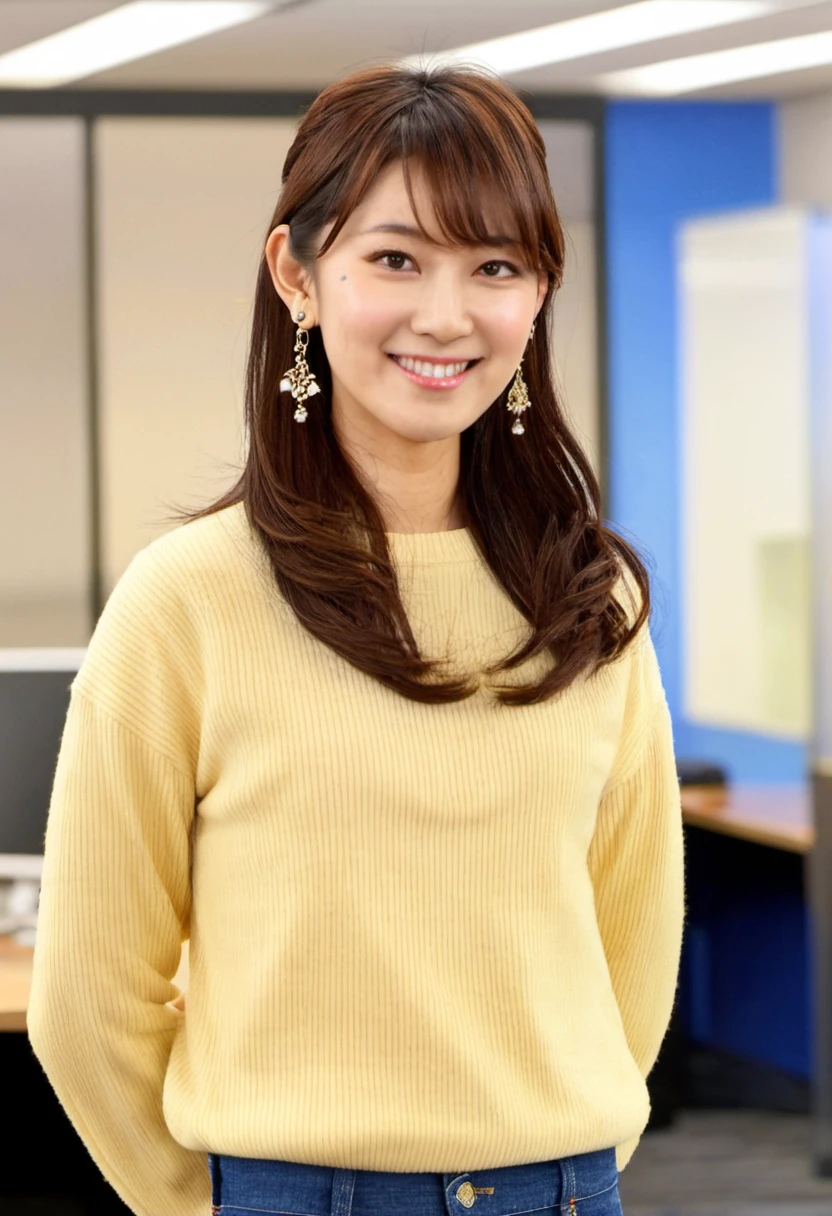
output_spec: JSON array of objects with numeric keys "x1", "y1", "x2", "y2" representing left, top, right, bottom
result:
[{"x1": 0, "y1": 2, "x2": 831, "y2": 1213}]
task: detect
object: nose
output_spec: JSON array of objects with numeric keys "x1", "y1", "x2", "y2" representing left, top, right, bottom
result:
[{"x1": 409, "y1": 270, "x2": 475, "y2": 344}]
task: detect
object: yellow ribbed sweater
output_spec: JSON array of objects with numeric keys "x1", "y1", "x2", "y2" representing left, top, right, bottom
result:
[{"x1": 28, "y1": 501, "x2": 685, "y2": 1216}]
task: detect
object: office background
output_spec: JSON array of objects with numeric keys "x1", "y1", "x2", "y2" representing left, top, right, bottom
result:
[
  {"x1": 2, "y1": 3, "x2": 832, "y2": 1211},
  {"x1": 4, "y1": 88, "x2": 830, "y2": 774},
  {"x1": 2, "y1": 4, "x2": 831, "y2": 1087}
]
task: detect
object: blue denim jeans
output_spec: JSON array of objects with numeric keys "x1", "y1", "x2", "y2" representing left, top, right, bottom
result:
[{"x1": 207, "y1": 1146, "x2": 624, "y2": 1215}]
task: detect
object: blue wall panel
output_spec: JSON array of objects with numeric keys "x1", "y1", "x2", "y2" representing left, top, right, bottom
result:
[
  {"x1": 605, "y1": 101, "x2": 810, "y2": 1078},
  {"x1": 604, "y1": 100, "x2": 805, "y2": 782}
]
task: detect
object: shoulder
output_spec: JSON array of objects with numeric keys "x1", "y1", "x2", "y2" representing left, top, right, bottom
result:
[
  {"x1": 67, "y1": 504, "x2": 262, "y2": 773},
  {"x1": 98, "y1": 501, "x2": 264, "y2": 631},
  {"x1": 609, "y1": 556, "x2": 648, "y2": 639},
  {"x1": 124, "y1": 501, "x2": 254, "y2": 592},
  {"x1": 608, "y1": 556, "x2": 662, "y2": 707},
  {"x1": 73, "y1": 503, "x2": 254, "y2": 703}
]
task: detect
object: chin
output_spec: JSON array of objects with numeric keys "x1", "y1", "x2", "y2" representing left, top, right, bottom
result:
[{"x1": 389, "y1": 416, "x2": 463, "y2": 442}]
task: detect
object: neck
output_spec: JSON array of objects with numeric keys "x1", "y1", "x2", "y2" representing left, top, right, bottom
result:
[
  {"x1": 332, "y1": 407, "x2": 466, "y2": 534},
  {"x1": 381, "y1": 500, "x2": 468, "y2": 533}
]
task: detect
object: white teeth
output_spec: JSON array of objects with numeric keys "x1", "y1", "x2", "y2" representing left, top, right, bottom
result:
[{"x1": 394, "y1": 355, "x2": 470, "y2": 378}]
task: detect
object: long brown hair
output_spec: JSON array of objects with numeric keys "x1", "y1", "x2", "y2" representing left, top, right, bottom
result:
[{"x1": 164, "y1": 62, "x2": 651, "y2": 706}]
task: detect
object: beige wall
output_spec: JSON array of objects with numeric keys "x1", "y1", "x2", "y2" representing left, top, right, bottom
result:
[
  {"x1": 95, "y1": 117, "x2": 298, "y2": 592},
  {"x1": 550, "y1": 219, "x2": 598, "y2": 480},
  {"x1": 0, "y1": 118, "x2": 91, "y2": 646},
  {"x1": 780, "y1": 90, "x2": 832, "y2": 208},
  {"x1": 541, "y1": 120, "x2": 600, "y2": 480}
]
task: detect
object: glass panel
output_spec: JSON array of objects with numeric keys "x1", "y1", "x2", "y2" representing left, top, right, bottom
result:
[{"x1": 680, "y1": 207, "x2": 812, "y2": 739}]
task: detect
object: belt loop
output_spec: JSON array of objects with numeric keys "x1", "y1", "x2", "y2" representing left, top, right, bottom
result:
[
  {"x1": 331, "y1": 1167, "x2": 356, "y2": 1216},
  {"x1": 558, "y1": 1155, "x2": 576, "y2": 1212}
]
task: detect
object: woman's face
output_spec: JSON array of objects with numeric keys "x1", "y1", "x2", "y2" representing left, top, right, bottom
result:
[{"x1": 268, "y1": 160, "x2": 548, "y2": 449}]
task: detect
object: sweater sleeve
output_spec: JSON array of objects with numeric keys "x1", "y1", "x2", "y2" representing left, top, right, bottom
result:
[
  {"x1": 587, "y1": 629, "x2": 686, "y2": 1173},
  {"x1": 27, "y1": 546, "x2": 212, "y2": 1216}
]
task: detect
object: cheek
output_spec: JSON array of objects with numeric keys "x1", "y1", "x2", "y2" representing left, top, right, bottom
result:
[
  {"x1": 324, "y1": 276, "x2": 400, "y2": 356},
  {"x1": 484, "y1": 296, "x2": 535, "y2": 352}
]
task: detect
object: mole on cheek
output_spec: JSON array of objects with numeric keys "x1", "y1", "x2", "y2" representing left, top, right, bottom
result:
[{"x1": 340, "y1": 275, "x2": 347, "y2": 281}]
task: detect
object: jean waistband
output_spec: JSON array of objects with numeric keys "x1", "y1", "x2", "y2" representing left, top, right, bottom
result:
[{"x1": 208, "y1": 1145, "x2": 619, "y2": 1216}]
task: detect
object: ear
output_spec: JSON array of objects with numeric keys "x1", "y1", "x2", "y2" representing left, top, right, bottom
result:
[{"x1": 264, "y1": 224, "x2": 317, "y2": 325}]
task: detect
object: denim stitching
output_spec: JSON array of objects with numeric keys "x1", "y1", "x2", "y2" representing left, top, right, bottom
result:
[
  {"x1": 215, "y1": 1173, "x2": 616, "y2": 1215},
  {"x1": 215, "y1": 1207, "x2": 320, "y2": 1215},
  {"x1": 569, "y1": 1177, "x2": 619, "y2": 1205},
  {"x1": 331, "y1": 1168, "x2": 356, "y2": 1216},
  {"x1": 559, "y1": 1156, "x2": 576, "y2": 1214},
  {"x1": 500, "y1": 1206, "x2": 562, "y2": 1216}
]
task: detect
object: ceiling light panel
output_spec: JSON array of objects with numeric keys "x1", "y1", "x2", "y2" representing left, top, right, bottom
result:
[
  {"x1": 403, "y1": 1, "x2": 776, "y2": 76},
  {"x1": 596, "y1": 27, "x2": 832, "y2": 93},
  {"x1": 0, "y1": 1, "x2": 276, "y2": 89}
]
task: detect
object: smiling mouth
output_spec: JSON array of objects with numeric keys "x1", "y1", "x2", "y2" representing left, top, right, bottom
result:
[{"x1": 388, "y1": 354, "x2": 481, "y2": 382}]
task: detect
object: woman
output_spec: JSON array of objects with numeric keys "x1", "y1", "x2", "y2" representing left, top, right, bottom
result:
[{"x1": 28, "y1": 63, "x2": 684, "y2": 1216}]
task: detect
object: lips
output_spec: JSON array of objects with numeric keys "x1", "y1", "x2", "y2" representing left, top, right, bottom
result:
[
  {"x1": 388, "y1": 354, "x2": 480, "y2": 391},
  {"x1": 390, "y1": 355, "x2": 477, "y2": 379}
]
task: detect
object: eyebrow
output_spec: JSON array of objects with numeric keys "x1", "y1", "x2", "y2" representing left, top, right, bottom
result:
[{"x1": 360, "y1": 222, "x2": 521, "y2": 248}]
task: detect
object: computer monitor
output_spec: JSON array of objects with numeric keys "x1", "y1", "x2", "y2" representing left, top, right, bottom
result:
[{"x1": 0, "y1": 648, "x2": 86, "y2": 881}]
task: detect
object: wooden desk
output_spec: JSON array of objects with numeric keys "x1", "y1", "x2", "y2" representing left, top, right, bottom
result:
[
  {"x1": 0, "y1": 938, "x2": 189, "y2": 1034},
  {"x1": 0, "y1": 784, "x2": 810, "y2": 1034},
  {"x1": 0, "y1": 934, "x2": 33, "y2": 1032},
  {"x1": 680, "y1": 782, "x2": 812, "y2": 853}
]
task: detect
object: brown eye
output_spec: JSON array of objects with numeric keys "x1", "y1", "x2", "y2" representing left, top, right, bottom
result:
[
  {"x1": 480, "y1": 260, "x2": 518, "y2": 278},
  {"x1": 372, "y1": 250, "x2": 413, "y2": 271}
]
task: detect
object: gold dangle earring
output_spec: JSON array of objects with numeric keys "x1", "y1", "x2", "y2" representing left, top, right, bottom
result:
[
  {"x1": 506, "y1": 320, "x2": 536, "y2": 435},
  {"x1": 280, "y1": 310, "x2": 320, "y2": 423}
]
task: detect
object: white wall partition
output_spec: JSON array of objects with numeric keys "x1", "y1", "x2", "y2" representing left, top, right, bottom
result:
[{"x1": 679, "y1": 206, "x2": 826, "y2": 740}]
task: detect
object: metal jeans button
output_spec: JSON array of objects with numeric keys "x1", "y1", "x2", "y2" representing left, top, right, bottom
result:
[{"x1": 456, "y1": 1181, "x2": 476, "y2": 1207}]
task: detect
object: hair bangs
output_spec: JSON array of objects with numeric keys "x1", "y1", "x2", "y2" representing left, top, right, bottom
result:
[
  {"x1": 312, "y1": 136, "x2": 402, "y2": 259},
  {"x1": 401, "y1": 149, "x2": 555, "y2": 280},
  {"x1": 309, "y1": 71, "x2": 562, "y2": 285}
]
